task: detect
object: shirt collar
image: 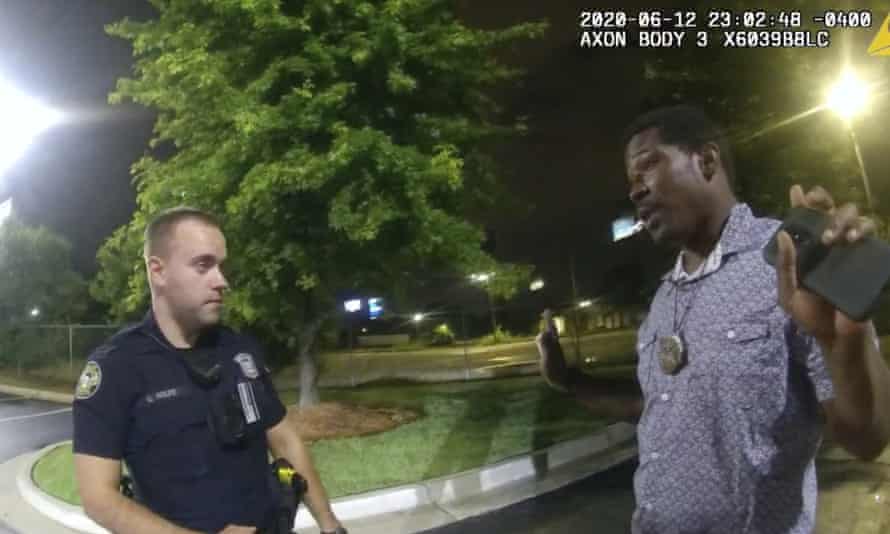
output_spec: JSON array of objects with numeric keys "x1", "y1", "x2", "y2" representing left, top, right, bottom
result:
[
  {"x1": 663, "y1": 203, "x2": 759, "y2": 282},
  {"x1": 138, "y1": 310, "x2": 219, "y2": 350}
]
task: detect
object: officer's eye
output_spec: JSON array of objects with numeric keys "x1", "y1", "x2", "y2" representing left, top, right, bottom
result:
[{"x1": 194, "y1": 259, "x2": 214, "y2": 272}]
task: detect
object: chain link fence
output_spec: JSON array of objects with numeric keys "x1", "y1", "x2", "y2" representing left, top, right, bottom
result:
[
  {"x1": 0, "y1": 299, "x2": 646, "y2": 391},
  {"x1": 0, "y1": 324, "x2": 120, "y2": 386}
]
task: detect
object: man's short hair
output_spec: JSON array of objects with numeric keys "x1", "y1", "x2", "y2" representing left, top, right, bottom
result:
[
  {"x1": 622, "y1": 104, "x2": 735, "y2": 185},
  {"x1": 143, "y1": 206, "x2": 220, "y2": 259}
]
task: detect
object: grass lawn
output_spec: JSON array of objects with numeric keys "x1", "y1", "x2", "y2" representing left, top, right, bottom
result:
[{"x1": 33, "y1": 376, "x2": 615, "y2": 505}]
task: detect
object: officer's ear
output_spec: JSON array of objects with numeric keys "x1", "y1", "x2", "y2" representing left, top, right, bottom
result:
[{"x1": 146, "y1": 255, "x2": 166, "y2": 285}]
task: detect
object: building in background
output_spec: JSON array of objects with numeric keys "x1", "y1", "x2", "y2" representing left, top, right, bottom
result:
[{"x1": 0, "y1": 198, "x2": 12, "y2": 226}]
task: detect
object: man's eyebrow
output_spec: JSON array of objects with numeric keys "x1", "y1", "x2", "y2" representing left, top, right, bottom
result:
[
  {"x1": 190, "y1": 254, "x2": 220, "y2": 264},
  {"x1": 629, "y1": 148, "x2": 653, "y2": 159}
]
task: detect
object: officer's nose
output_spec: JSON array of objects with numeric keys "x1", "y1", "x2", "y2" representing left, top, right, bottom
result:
[{"x1": 212, "y1": 267, "x2": 229, "y2": 292}]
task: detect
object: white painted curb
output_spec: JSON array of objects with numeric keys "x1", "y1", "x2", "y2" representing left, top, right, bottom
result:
[
  {"x1": 294, "y1": 422, "x2": 636, "y2": 529},
  {"x1": 18, "y1": 442, "x2": 109, "y2": 534},
  {"x1": 0, "y1": 384, "x2": 73, "y2": 404},
  {"x1": 20, "y1": 423, "x2": 637, "y2": 534}
]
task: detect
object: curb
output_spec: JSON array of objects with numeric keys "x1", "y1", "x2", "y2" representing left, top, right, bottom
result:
[
  {"x1": 294, "y1": 422, "x2": 635, "y2": 529},
  {"x1": 20, "y1": 423, "x2": 636, "y2": 534},
  {"x1": 17, "y1": 443, "x2": 107, "y2": 534},
  {"x1": 0, "y1": 384, "x2": 73, "y2": 404}
]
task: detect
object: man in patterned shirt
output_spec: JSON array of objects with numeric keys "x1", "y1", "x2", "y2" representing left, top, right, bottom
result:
[{"x1": 537, "y1": 104, "x2": 890, "y2": 533}]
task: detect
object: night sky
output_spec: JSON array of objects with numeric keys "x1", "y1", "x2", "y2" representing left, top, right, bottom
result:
[{"x1": 0, "y1": 1, "x2": 886, "y2": 309}]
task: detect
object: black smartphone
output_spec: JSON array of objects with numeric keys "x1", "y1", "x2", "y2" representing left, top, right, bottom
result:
[{"x1": 763, "y1": 207, "x2": 890, "y2": 322}]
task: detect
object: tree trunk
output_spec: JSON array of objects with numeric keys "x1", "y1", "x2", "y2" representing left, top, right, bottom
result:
[{"x1": 297, "y1": 316, "x2": 325, "y2": 408}]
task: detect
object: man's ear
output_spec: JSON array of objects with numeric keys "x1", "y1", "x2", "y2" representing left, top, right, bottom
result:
[
  {"x1": 146, "y1": 256, "x2": 165, "y2": 286},
  {"x1": 697, "y1": 142, "x2": 720, "y2": 182}
]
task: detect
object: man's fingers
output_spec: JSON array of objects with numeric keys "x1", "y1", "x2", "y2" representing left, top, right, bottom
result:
[
  {"x1": 804, "y1": 186, "x2": 836, "y2": 212},
  {"x1": 789, "y1": 184, "x2": 806, "y2": 208},
  {"x1": 776, "y1": 231, "x2": 798, "y2": 310},
  {"x1": 824, "y1": 203, "x2": 860, "y2": 244},
  {"x1": 852, "y1": 216, "x2": 877, "y2": 241}
]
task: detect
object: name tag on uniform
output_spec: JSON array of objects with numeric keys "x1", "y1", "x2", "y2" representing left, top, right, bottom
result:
[{"x1": 237, "y1": 381, "x2": 260, "y2": 424}]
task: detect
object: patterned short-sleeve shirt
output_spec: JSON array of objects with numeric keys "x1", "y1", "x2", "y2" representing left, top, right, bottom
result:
[{"x1": 631, "y1": 203, "x2": 834, "y2": 534}]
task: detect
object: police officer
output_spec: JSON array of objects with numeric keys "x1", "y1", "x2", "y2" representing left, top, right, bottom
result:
[{"x1": 73, "y1": 207, "x2": 347, "y2": 534}]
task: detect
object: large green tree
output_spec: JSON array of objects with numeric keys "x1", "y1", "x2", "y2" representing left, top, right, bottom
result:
[
  {"x1": 0, "y1": 220, "x2": 88, "y2": 324},
  {"x1": 0, "y1": 220, "x2": 90, "y2": 371},
  {"x1": 95, "y1": 0, "x2": 544, "y2": 405}
]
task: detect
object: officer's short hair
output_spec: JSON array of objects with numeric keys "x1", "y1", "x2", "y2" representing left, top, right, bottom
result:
[
  {"x1": 622, "y1": 104, "x2": 735, "y2": 186},
  {"x1": 144, "y1": 206, "x2": 221, "y2": 259}
]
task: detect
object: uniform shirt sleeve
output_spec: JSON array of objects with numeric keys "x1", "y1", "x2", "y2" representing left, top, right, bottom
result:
[
  {"x1": 787, "y1": 319, "x2": 835, "y2": 402},
  {"x1": 72, "y1": 347, "x2": 135, "y2": 459},
  {"x1": 247, "y1": 340, "x2": 287, "y2": 430}
]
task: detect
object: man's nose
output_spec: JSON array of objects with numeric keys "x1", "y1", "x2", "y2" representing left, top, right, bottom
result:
[
  {"x1": 629, "y1": 180, "x2": 649, "y2": 204},
  {"x1": 213, "y1": 268, "x2": 229, "y2": 291}
]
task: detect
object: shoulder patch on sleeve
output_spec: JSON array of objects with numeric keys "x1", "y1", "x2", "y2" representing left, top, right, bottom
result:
[{"x1": 75, "y1": 361, "x2": 103, "y2": 400}]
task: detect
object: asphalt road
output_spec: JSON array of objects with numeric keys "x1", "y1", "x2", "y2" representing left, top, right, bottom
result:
[
  {"x1": 0, "y1": 393, "x2": 73, "y2": 534},
  {"x1": 422, "y1": 460, "x2": 638, "y2": 534}
]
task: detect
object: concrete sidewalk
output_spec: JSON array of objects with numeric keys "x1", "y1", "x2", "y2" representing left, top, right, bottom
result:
[{"x1": 6, "y1": 424, "x2": 638, "y2": 534}]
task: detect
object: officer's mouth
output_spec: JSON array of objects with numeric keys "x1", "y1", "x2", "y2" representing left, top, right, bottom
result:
[{"x1": 205, "y1": 299, "x2": 223, "y2": 307}]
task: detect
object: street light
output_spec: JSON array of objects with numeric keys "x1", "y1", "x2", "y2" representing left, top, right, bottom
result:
[
  {"x1": 412, "y1": 313, "x2": 424, "y2": 341},
  {"x1": 824, "y1": 69, "x2": 874, "y2": 208},
  {"x1": 469, "y1": 272, "x2": 493, "y2": 283},
  {"x1": 578, "y1": 299, "x2": 593, "y2": 309},
  {"x1": 470, "y1": 272, "x2": 498, "y2": 336},
  {"x1": 825, "y1": 69, "x2": 870, "y2": 120},
  {"x1": 30, "y1": 307, "x2": 40, "y2": 318},
  {"x1": 529, "y1": 278, "x2": 545, "y2": 292},
  {"x1": 0, "y1": 78, "x2": 61, "y2": 183}
]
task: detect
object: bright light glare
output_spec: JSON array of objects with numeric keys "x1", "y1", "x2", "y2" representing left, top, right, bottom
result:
[
  {"x1": 470, "y1": 272, "x2": 494, "y2": 283},
  {"x1": 825, "y1": 70, "x2": 870, "y2": 120},
  {"x1": 412, "y1": 313, "x2": 424, "y2": 322},
  {"x1": 344, "y1": 299, "x2": 362, "y2": 313},
  {"x1": 530, "y1": 279, "x2": 545, "y2": 291},
  {"x1": 30, "y1": 307, "x2": 40, "y2": 318},
  {"x1": 0, "y1": 79, "x2": 61, "y2": 177},
  {"x1": 578, "y1": 300, "x2": 593, "y2": 308}
]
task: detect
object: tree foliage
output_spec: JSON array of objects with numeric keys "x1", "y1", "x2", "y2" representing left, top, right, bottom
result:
[
  {"x1": 94, "y1": 1, "x2": 545, "y2": 401},
  {"x1": 0, "y1": 220, "x2": 88, "y2": 323}
]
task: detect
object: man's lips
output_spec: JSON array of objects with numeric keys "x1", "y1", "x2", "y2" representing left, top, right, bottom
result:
[{"x1": 638, "y1": 206, "x2": 658, "y2": 224}]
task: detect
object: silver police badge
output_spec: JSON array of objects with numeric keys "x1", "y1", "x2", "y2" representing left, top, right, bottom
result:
[
  {"x1": 658, "y1": 334, "x2": 686, "y2": 375},
  {"x1": 234, "y1": 353, "x2": 260, "y2": 379}
]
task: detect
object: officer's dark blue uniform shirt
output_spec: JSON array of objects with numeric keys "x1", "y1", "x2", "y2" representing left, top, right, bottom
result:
[{"x1": 73, "y1": 312, "x2": 288, "y2": 532}]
